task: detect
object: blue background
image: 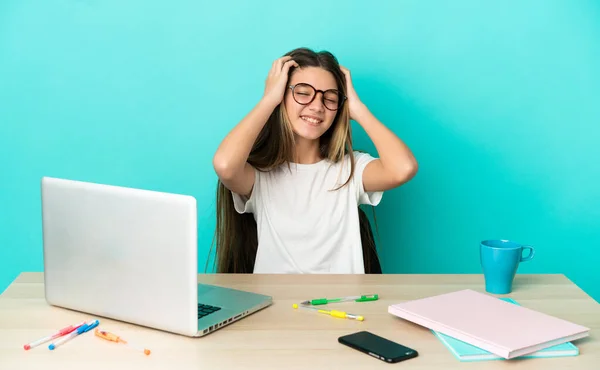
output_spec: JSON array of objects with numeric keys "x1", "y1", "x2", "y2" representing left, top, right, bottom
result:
[{"x1": 1, "y1": 0, "x2": 599, "y2": 302}]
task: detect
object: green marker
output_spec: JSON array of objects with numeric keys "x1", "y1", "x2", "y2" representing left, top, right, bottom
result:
[{"x1": 305, "y1": 294, "x2": 379, "y2": 306}]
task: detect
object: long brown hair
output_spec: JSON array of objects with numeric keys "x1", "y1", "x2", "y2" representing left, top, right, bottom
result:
[{"x1": 208, "y1": 47, "x2": 381, "y2": 274}]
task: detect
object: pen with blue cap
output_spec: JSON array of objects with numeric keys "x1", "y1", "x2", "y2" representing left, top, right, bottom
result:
[{"x1": 49, "y1": 319, "x2": 99, "y2": 350}]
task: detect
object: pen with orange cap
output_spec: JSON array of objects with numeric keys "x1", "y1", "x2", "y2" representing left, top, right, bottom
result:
[{"x1": 94, "y1": 328, "x2": 151, "y2": 355}]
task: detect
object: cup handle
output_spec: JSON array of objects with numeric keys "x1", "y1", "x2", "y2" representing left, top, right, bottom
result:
[{"x1": 520, "y1": 246, "x2": 535, "y2": 262}]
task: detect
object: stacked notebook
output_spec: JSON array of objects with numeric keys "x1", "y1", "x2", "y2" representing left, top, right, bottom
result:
[
  {"x1": 388, "y1": 289, "x2": 590, "y2": 360},
  {"x1": 431, "y1": 298, "x2": 579, "y2": 361}
]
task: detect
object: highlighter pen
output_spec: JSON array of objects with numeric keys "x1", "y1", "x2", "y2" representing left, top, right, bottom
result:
[
  {"x1": 302, "y1": 294, "x2": 378, "y2": 306},
  {"x1": 95, "y1": 328, "x2": 151, "y2": 355},
  {"x1": 293, "y1": 303, "x2": 364, "y2": 321}
]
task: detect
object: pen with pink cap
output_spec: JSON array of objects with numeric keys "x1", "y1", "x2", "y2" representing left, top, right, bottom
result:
[
  {"x1": 23, "y1": 320, "x2": 87, "y2": 350},
  {"x1": 49, "y1": 320, "x2": 99, "y2": 350}
]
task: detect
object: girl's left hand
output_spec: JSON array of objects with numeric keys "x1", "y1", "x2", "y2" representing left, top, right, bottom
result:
[{"x1": 340, "y1": 66, "x2": 365, "y2": 121}]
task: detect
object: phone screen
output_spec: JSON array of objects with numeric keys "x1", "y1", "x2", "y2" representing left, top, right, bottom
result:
[{"x1": 339, "y1": 331, "x2": 418, "y2": 363}]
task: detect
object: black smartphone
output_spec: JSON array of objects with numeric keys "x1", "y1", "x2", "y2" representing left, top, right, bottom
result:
[{"x1": 338, "y1": 331, "x2": 418, "y2": 363}]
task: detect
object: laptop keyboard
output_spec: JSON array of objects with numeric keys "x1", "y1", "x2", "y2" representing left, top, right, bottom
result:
[{"x1": 198, "y1": 303, "x2": 222, "y2": 319}]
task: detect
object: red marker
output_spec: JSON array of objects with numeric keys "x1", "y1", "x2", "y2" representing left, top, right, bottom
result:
[{"x1": 24, "y1": 321, "x2": 86, "y2": 350}]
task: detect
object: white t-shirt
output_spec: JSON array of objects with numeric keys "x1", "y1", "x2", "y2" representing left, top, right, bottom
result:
[{"x1": 231, "y1": 151, "x2": 383, "y2": 274}]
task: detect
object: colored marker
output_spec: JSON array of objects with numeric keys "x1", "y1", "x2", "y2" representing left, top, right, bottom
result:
[
  {"x1": 95, "y1": 328, "x2": 151, "y2": 355},
  {"x1": 24, "y1": 321, "x2": 87, "y2": 350},
  {"x1": 293, "y1": 303, "x2": 364, "y2": 321},
  {"x1": 302, "y1": 294, "x2": 378, "y2": 306},
  {"x1": 49, "y1": 320, "x2": 99, "y2": 350}
]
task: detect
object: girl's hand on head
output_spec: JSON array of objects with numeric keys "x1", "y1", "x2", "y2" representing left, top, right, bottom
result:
[
  {"x1": 263, "y1": 56, "x2": 299, "y2": 107},
  {"x1": 340, "y1": 66, "x2": 365, "y2": 120}
]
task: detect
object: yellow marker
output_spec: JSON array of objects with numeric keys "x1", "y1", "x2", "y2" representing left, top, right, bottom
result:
[
  {"x1": 293, "y1": 303, "x2": 364, "y2": 321},
  {"x1": 95, "y1": 328, "x2": 151, "y2": 355}
]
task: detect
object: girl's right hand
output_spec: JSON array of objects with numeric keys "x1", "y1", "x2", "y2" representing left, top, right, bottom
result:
[{"x1": 262, "y1": 56, "x2": 299, "y2": 107}]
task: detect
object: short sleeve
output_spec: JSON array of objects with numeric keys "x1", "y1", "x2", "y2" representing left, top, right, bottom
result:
[
  {"x1": 231, "y1": 169, "x2": 259, "y2": 214},
  {"x1": 353, "y1": 151, "x2": 383, "y2": 206}
]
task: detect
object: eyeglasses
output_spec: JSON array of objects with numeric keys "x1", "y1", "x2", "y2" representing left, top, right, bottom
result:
[{"x1": 288, "y1": 83, "x2": 346, "y2": 111}]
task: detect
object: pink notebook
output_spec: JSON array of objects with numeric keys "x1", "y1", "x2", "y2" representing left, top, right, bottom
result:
[{"x1": 388, "y1": 289, "x2": 590, "y2": 359}]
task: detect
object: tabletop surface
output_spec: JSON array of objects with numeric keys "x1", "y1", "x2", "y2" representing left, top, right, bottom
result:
[{"x1": 1, "y1": 272, "x2": 598, "y2": 370}]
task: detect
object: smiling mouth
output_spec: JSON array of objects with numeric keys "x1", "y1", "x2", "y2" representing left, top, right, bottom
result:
[{"x1": 300, "y1": 116, "x2": 323, "y2": 126}]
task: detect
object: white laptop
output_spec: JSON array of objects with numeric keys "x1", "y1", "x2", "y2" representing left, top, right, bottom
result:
[{"x1": 40, "y1": 176, "x2": 272, "y2": 337}]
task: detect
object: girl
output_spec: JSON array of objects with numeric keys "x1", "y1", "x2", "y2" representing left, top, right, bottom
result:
[{"x1": 212, "y1": 47, "x2": 417, "y2": 274}]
